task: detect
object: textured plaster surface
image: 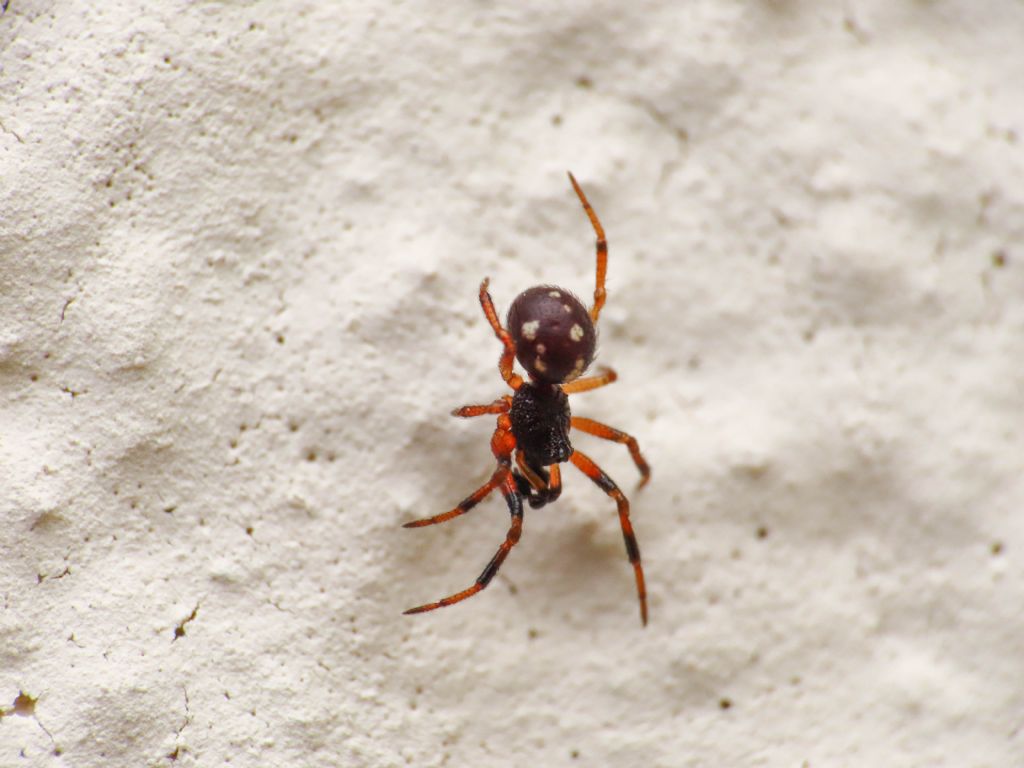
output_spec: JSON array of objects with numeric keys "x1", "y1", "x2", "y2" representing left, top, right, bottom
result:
[{"x1": 2, "y1": 1, "x2": 1024, "y2": 766}]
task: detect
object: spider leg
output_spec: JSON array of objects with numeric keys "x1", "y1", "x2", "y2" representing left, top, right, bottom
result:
[
  {"x1": 479, "y1": 278, "x2": 524, "y2": 391},
  {"x1": 561, "y1": 366, "x2": 617, "y2": 395},
  {"x1": 571, "y1": 416, "x2": 651, "y2": 488},
  {"x1": 402, "y1": 465, "x2": 510, "y2": 528},
  {"x1": 514, "y1": 451, "x2": 563, "y2": 509},
  {"x1": 567, "y1": 172, "x2": 607, "y2": 324},
  {"x1": 570, "y1": 449, "x2": 647, "y2": 626},
  {"x1": 452, "y1": 396, "x2": 511, "y2": 418},
  {"x1": 403, "y1": 412, "x2": 517, "y2": 528},
  {"x1": 404, "y1": 473, "x2": 524, "y2": 615}
]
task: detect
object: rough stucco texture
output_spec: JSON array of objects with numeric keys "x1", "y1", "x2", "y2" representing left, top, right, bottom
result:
[{"x1": 2, "y1": 1, "x2": 1024, "y2": 766}]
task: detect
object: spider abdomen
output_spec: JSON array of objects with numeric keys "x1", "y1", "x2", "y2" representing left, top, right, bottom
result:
[
  {"x1": 509, "y1": 382, "x2": 572, "y2": 466},
  {"x1": 507, "y1": 285, "x2": 596, "y2": 383}
]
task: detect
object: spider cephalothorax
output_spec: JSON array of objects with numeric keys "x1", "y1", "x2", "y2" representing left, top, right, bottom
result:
[
  {"x1": 510, "y1": 381, "x2": 571, "y2": 466},
  {"x1": 403, "y1": 173, "x2": 651, "y2": 625}
]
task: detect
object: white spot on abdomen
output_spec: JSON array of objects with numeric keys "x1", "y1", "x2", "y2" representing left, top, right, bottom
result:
[
  {"x1": 548, "y1": 290, "x2": 561, "y2": 298},
  {"x1": 521, "y1": 320, "x2": 540, "y2": 341},
  {"x1": 569, "y1": 323, "x2": 584, "y2": 341}
]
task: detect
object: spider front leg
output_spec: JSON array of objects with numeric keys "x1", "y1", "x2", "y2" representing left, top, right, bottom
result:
[
  {"x1": 403, "y1": 412, "x2": 516, "y2": 528},
  {"x1": 402, "y1": 465, "x2": 510, "y2": 528},
  {"x1": 404, "y1": 473, "x2": 524, "y2": 615},
  {"x1": 570, "y1": 449, "x2": 647, "y2": 626},
  {"x1": 404, "y1": 412, "x2": 524, "y2": 615}
]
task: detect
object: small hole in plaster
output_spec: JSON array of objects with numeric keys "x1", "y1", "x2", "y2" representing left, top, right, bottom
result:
[
  {"x1": 11, "y1": 692, "x2": 36, "y2": 717},
  {"x1": 305, "y1": 450, "x2": 317, "y2": 462},
  {"x1": 173, "y1": 604, "x2": 199, "y2": 641},
  {"x1": 991, "y1": 541, "x2": 1004, "y2": 555},
  {"x1": 719, "y1": 698, "x2": 732, "y2": 710},
  {"x1": 756, "y1": 526, "x2": 769, "y2": 539},
  {"x1": 992, "y1": 250, "x2": 1007, "y2": 268}
]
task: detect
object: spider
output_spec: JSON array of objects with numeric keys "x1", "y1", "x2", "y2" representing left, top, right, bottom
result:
[{"x1": 403, "y1": 173, "x2": 651, "y2": 625}]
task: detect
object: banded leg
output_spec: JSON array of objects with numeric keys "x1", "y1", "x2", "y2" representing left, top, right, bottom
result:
[
  {"x1": 571, "y1": 416, "x2": 651, "y2": 488},
  {"x1": 570, "y1": 449, "x2": 647, "y2": 626},
  {"x1": 479, "y1": 278, "x2": 523, "y2": 390},
  {"x1": 561, "y1": 366, "x2": 617, "y2": 395},
  {"x1": 402, "y1": 465, "x2": 509, "y2": 528},
  {"x1": 452, "y1": 397, "x2": 510, "y2": 418},
  {"x1": 567, "y1": 172, "x2": 607, "y2": 323},
  {"x1": 404, "y1": 474, "x2": 524, "y2": 615},
  {"x1": 404, "y1": 413, "x2": 516, "y2": 528}
]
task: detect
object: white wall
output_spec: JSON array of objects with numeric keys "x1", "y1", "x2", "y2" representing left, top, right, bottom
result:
[{"x1": 2, "y1": 1, "x2": 1023, "y2": 765}]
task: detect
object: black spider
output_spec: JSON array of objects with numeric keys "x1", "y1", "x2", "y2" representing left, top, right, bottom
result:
[{"x1": 404, "y1": 173, "x2": 650, "y2": 624}]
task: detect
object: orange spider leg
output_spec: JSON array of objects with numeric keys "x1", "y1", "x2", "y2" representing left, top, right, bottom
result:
[
  {"x1": 402, "y1": 465, "x2": 510, "y2": 528},
  {"x1": 567, "y1": 172, "x2": 607, "y2": 324},
  {"x1": 570, "y1": 449, "x2": 647, "y2": 626},
  {"x1": 561, "y1": 366, "x2": 617, "y2": 395},
  {"x1": 451, "y1": 396, "x2": 511, "y2": 418},
  {"x1": 403, "y1": 473, "x2": 524, "y2": 615},
  {"x1": 479, "y1": 278, "x2": 523, "y2": 391},
  {"x1": 571, "y1": 416, "x2": 651, "y2": 488},
  {"x1": 403, "y1": 412, "x2": 516, "y2": 529}
]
